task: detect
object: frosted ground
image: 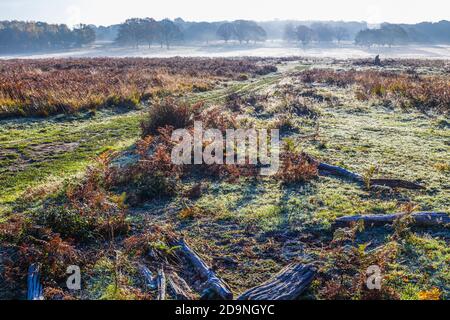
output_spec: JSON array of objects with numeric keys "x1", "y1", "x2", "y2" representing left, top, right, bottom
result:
[{"x1": 1, "y1": 42, "x2": 450, "y2": 59}]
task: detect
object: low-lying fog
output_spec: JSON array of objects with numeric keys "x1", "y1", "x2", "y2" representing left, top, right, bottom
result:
[{"x1": 1, "y1": 41, "x2": 450, "y2": 60}]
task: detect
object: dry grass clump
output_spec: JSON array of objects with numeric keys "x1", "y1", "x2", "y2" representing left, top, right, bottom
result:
[
  {"x1": 276, "y1": 148, "x2": 318, "y2": 184},
  {"x1": 140, "y1": 98, "x2": 200, "y2": 136},
  {"x1": 299, "y1": 69, "x2": 450, "y2": 114},
  {"x1": 123, "y1": 224, "x2": 177, "y2": 259},
  {"x1": 316, "y1": 222, "x2": 400, "y2": 300},
  {"x1": 0, "y1": 146, "x2": 182, "y2": 298},
  {"x1": 64, "y1": 153, "x2": 130, "y2": 239},
  {"x1": 0, "y1": 57, "x2": 277, "y2": 118},
  {"x1": 0, "y1": 214, "x2": 79, "y2": 297}
]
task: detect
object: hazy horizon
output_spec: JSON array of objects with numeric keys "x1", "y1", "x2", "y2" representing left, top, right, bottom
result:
[{"x1": 0, "y1": 0, "x2": 449, "y2": 27}]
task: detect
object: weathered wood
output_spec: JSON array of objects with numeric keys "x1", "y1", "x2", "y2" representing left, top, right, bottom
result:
[
  {"x1": 369, "y1": 179, "x2": 425, "y2": 190},
  {"x1": 318, "y1": 162, "x2": 363, "y2": 182},
  {"x1": 333, "y1": 212, "x2": 449, "y2": 229},
  {"x1": 167, "y1": 271, "x2": 195, "y2": 300},
  {"x1": 318, "y1": 162, "x2": 425, "y2": 190},
  {"x1": 237, "y1": 264, "x2": 316, "y2": 300},
  {"x1": 139, "y1": 264, "x2": 156, "y2": 290},
  {"x1": 27, "y1": 264, "x2": 44, "y2": 300},
  {"x1": 156, "y1": 267, "x2": 166, "y2": 300},
  {"x1": 174, "y1": 239, "x2": 233, "y2": 300}
]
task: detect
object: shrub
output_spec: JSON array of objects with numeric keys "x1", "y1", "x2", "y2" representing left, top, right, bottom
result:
[
  {"x1": 65, "y1": 153, "x2": 130, "y2": 240},
  {"x1": 317, "y1": 222, "x2": 400, "y2": 300},
  {"x1": 276, "y1": 150, "x2": 318, "y2": 184},
  {"x1": 110, "y1": 132, "x2": 182, "y2": 204},
  {"x1": 141, "y1": 98, "x2": 198, "y2": 137}
]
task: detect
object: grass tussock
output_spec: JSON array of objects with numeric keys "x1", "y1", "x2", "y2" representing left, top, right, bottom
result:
[
  {"x1": 277, "y1": 149, "x2": 318, "y2": 184},
  {"x1": 140, "y1": 98, "x2": 199, "y2": 136}
]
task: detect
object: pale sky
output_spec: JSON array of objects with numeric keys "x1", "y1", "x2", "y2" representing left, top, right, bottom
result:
[{"x1": 0, "y1": 0, "x2": 448, "y2": 27}]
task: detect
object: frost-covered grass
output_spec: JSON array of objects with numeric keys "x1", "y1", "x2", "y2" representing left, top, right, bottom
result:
[{"x1": 0, "y1": 58, "x2": 448, "y2": 300}]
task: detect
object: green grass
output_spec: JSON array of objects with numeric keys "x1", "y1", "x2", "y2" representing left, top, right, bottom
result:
[
  {"x1": 0, "y1": 110, "x2": 143, "y2": 206},
  {"x1": 145, "y1": 61, "x2": 449, "y2": 295},
  {"x1": 1, "y1": 59, "x2": 448, "y2": 299}
]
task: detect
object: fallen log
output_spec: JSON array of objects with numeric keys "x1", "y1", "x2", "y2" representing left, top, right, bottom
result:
[
  {"x1": 167, "y1": 271, "x2": 196, "y2": 300},
  {"x1": 318, "y1": 162, "x2": 363, "y2": 182},
  {"x1": 174, "y1": 239, "x2": 233, "y2": 300},
  {"x1": 369, "y1": 179, "x2": 425, "y2": 190},
  {"x1": 156, "y1": 267, "x2": 167, "y2": 300},
  {"x1": 139, "y1": 265, "x2": 156, "y2": 290},
  {"x1": 318, "y1": 162, "x2": 425, "y2": 190},
  {"x1": 237, "y1": 264, "x2": 316, "y2": 300},
  {"x1": 27, "y1": 264, "x2": 44, "y2": 300},
  {"x1": 333, "y1": 212, "x2": 450, "y2": 229}
]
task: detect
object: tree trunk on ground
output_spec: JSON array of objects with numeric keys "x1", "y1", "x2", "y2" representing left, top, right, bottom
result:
[
  {"x1": 317, "y1": 162, "x2": 425, "y2": 190},
  {"x1": 173, "y1": 239, "x2": 233, "y2": 300},
  {"x1": 237, "y1": 264, "x2": 316, "y2": 300},
  {"x1": 318, "y1": 162, "x2": 363, "y2": 182},
  {"x1": 333, "y1": 212, "x2": 449, "y2": 229},
  {"x1": 156, "y1": 267, "x2": 166, "y2": 300},
  {"x1": 369, "y1": 179, "x2": 425, "y2": 190},
  {"x1": 167, "y1": 271, "x2": 196, "y2": 300}
]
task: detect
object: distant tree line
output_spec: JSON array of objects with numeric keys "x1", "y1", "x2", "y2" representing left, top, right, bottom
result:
[
  {"x1": 1, "y1": 18, "x2": 450, "y2": 53},
  {"x1": 283, "y1": 23, "x2": 350, "y2": 45},
  {"x1": 114, "y1": 18, "x2": 267, "y2": 48},
  {"x1": 115, "y1": 18, "x2": 183, "y2": 49},
  {"x1": 355, "y1": 21, "x2": 450, "y2": 47},
  {"x1": 281, "y1": 20, "x2": 450, "y2": 47},
  {"x1": 0, "y1": 21, "x2": 95, "y2": 53},
  {"x1": 355, "y1": 25, "x2": 409, "y2": 47},
  {"x1": 216, "y1": 20, "x2": 267, "y2": 43}
]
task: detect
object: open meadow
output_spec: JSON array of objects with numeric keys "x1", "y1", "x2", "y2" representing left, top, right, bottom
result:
[{"x1": 0, "y1": 56, "x2": 448, "y2": 300}]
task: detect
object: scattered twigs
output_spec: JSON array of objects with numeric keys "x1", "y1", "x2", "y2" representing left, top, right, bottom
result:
[
  {"x1": 27, "y1": 264, "x2": 44, "y2": 300},
  {"x1": 174, "y1": 239, "x2": 233, "y2": 300},
  {"x1": 333, "y1": 212, "x2": 449, "y2": 229},
  {"x1": 237, "y1": 264, "x2": 316, "y2": 300}
]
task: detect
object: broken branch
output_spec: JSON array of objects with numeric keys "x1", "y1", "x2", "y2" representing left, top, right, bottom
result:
[
  {"x1": 27, "y1": 264, "x2": 44, "y2": 300},
  {"x1": 156, "y1": 267, "x2": 167, "y2": 300},
  {"x1": 174, "y1": 239, "x2": 233, "y2": 300},
  {"x1": 318, "y1": 162, "x2": 425, "y2": 190}
]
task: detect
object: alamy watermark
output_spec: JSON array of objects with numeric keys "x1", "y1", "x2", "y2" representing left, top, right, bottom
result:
[
  {"x1": 66, "y1": 265, "x2": 81, "y2": 290},
  {"x1": 170, "y1": 121, "x2": 280, "y2": 176},
  {"x1": 366, "y1": 265, "x2": 382, "y2": 290}
]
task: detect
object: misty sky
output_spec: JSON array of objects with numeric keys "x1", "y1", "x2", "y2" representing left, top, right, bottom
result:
[{"x1": 0, "y1": 0, "x2": 449, "y2": 27}]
